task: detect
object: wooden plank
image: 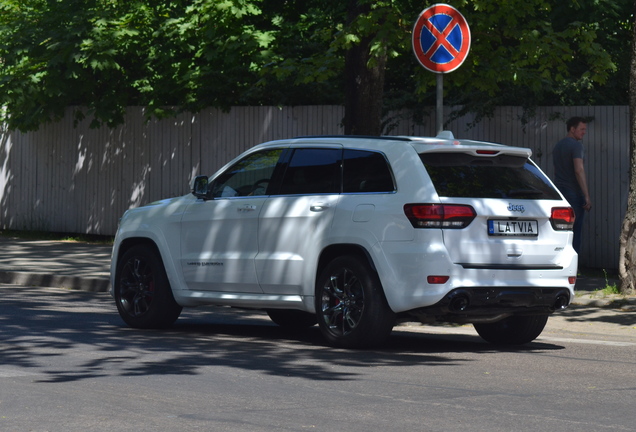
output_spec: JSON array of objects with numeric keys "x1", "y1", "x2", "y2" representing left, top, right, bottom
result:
[{"x1": 2, "y1": 130, "x2": 18, "y2": 230}]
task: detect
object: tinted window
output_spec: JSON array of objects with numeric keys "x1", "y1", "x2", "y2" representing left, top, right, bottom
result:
[
  {"x1": 211, "y1": 149, "x2": 283, "y2": 198},
  {"x1": 420, "y1": 153, "x2": 561, "y2": 200},
  {"x1": 279, "y1": 148, "x2": 341, "y2": 195},
  {"x1": 343, "y1": 150, "x2": 395, "y2": 193}
]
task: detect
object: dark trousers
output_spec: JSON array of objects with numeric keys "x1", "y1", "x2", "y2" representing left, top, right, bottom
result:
[{"x1": 560, "y1": 190, "x2": 586, "y2": 254}]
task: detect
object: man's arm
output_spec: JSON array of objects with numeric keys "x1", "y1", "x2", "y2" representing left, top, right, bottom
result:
[{"x1": 573, "y1": 158, "x2": 592, "y2": 211}]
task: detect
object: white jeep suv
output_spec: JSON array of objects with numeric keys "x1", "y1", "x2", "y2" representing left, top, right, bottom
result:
[{"x1": 110, "y1": 133, "x2": 577, "y2": 348}]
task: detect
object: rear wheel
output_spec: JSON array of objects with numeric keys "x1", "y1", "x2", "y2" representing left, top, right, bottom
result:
[
  {"x1": 316, "y1": 255, "x2": 395, "y2": 348},
  {"x1": 473, "y1": 315, "x2": 548, "y2": 345},
  {"x1": 266, "y1": 309, "x2": 317, "y2": 329},
  {"x1": 115, "y1": 244, "x2": 182, "y2": 329}
]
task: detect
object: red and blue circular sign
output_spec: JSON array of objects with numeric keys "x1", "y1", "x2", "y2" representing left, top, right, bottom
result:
[{"x1": 412, "y1": 4, "x2": 471, "y2": 73}]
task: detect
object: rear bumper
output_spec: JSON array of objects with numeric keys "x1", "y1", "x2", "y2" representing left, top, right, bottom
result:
[
  {"x1": 403, "y1": 286, "x2": 571, "y2": 324},
  {"x1": 376, "y1": 237, "x2": 578, "y2": 314}
]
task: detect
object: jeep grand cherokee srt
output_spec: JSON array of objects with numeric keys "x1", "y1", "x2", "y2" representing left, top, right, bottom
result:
[{"x1": 110, "y1": 133, "x2": 577, "y2": 348}]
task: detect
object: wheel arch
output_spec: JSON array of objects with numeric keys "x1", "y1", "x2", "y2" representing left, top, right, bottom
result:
[
  {"x1": 116, "y1": 237, "x2": 160, "y2": 261},
  {"x1": 316, "y1": 243, "x2": 404, "y2": 315},
  {"x1": 111, "y1": 235, "x2": 183, "y2": 297},
  {"x1": 316, "y1": 244, "x2": 378, "y2": 285}
]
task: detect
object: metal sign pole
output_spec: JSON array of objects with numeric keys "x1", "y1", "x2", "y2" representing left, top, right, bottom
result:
[
  {"x1": 412, "y1": 4, "x2": 471, "y2": 137},
  {"x1": 436, "y1": 73, "x2": 443, "y2": 135}
]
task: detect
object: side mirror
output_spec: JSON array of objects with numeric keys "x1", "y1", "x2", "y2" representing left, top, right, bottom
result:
[{"x1": 191, "y1": 175, "x2": 210, "y2": 200}]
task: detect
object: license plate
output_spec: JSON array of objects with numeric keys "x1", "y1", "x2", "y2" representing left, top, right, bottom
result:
[{"x1": 488, "y1": 219, "x2": 538, "y2": 236}]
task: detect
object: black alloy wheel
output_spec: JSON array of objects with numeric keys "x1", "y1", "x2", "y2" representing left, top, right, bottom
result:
[
  {"x1": 115, "y1": 244, "x2": 182, "y2": 329},
  {"x1": 316, "y1": 255, "x2": 395, "y2": 348}
]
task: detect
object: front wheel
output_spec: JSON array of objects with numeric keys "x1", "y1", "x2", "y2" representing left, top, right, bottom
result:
[
  {"x1": 115, "y1": 244, "x2": 182, "y2": 329},
  {"x1": 473, "y1": 315, "x2": 549, "y2": 345},
  {"x1": 316, "y1": 255, "x2": 395, "y2": 348}
]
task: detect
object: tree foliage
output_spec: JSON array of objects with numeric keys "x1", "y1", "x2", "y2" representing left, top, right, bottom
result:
[
  {"x1": 0, "y1": 0, "x2": 631, "y2": 132},
  {"x1": 383, "y1": 0, "x2": 629, "y2": 126},
  {"x1": 0, "y1": 0, "x2": 274, "y2": 130}
]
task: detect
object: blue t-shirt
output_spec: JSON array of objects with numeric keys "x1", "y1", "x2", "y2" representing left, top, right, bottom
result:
[{"x1": 553, "y1": 136, "x2": 585, "y2": 196}]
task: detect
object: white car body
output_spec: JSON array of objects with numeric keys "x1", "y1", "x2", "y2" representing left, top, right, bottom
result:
[{"x1": 111, "y1": 133, "x2": 577, "y2": 347}]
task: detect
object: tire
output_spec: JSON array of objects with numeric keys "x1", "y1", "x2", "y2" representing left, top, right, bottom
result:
[
  {"x1": 473, "y1": 315, "x2": 549, "y2": 345},
  {"x1": 316, "y1": 255, "x2": 395, "y2": 348},
  {"x1": 114, "y1": 244, "x2": 182, "y2": 329},
  {"x1": 266, "y1": 309, "x2": 317, "y2": 329}
]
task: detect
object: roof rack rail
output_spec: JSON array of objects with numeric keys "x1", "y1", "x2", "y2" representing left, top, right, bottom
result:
[{"x1": 292, "y1": 135, "x2": 414, "y2": 142}]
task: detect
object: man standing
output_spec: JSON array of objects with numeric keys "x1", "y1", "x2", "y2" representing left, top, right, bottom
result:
[{"x1": 553, "y1": 116, "x2": 592, "y2": 254}]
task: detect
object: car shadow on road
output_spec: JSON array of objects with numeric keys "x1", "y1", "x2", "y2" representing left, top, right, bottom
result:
[
  {"x1": 71, "y1": 319, "x2": 563, "y2": 384},
  {"x1": 0, "y1": 287, "x2": 567, "y2": 385}
]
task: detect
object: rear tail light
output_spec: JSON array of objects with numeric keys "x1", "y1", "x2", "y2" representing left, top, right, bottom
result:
[
  {"x1": 551, "y1": 207, "x2": 575, "y2": 231},
  {"x1": 404, "y1": 204, "x2": 476, "y2": 229}
]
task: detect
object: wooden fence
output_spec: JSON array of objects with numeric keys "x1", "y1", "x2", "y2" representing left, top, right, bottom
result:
[{"x1": 0, "y1": 105, "x2": 628, "y2": 270}]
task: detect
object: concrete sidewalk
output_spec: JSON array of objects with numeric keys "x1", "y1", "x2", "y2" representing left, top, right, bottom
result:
[
  {"x1": 0, "y1": 236, "x2": 111, "y2": 292},
  {"x1": 0, "y1": 235, "x2": 634, "y2": 310}
]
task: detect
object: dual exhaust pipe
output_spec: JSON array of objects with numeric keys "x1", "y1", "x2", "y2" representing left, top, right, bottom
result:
[
  {"x1": 448, "y1": 291, "x2": 470, "y2": 312},
  {"x1": 446, "y1": 289, "x2": 571, "y2": 313},
  {"x1": 553, "y1": 292, "x2": 569, "y2": 310}
]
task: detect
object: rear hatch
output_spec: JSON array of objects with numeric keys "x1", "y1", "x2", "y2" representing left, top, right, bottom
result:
[{"x1": 418, "y1": 145, "x2": 573, "y2": 269}]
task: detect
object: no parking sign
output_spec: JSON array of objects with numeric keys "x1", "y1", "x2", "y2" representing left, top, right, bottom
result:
[{"x1": 412, "y1": 4, "x2": 471, "y2": 73}]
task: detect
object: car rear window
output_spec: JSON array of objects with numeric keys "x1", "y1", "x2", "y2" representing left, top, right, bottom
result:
[{"x1": 420, "y1": 152, "x2": 561, "y2": 200}]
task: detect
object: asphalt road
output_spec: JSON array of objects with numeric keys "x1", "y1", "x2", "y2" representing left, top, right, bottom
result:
[{"x1": 1, "y1": 285, "x2": 635, "y2": 432}]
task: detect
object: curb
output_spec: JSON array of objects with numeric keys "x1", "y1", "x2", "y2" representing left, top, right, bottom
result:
[
  {"x1": 1, "y1": 266, "x2": 634, "y2": 312},
  {"x1": 0, "y1": 271, "x2": 110, "y2": 293}
]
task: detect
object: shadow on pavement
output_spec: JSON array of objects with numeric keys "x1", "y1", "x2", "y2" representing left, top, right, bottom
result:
[{"x1": 1, "y1": 287, "x2": 566, "y2": 385}]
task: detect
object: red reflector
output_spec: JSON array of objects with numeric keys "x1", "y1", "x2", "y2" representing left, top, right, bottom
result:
[
  {"x1": 568, "y1": 276, "x2": 576, "y2": 284},
  {"x1": 427, "y1": 275, "x2": 450, "y2": 284}
]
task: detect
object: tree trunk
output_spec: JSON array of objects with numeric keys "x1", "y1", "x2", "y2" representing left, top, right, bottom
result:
[
  {"x1": 618, "y1": 1, "x2": 636, "y2": 295},
  {"x1": 343, "y1": 1, "x2": 387, "y2": 136}
]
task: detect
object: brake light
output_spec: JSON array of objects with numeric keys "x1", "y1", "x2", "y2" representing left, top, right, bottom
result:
[
  {"x1": 404, "y1": 204, "x2": 476, "y2": 229},
  {"x1": 551, "y1": 207, "x2": 575, "y2": 231},
  {"x1": 476, "y1": 150, "x2": 499, "y2": 155}
]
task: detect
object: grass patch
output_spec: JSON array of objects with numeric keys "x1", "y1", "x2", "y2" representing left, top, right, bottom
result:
[
  {"x1": 602, "y1": 269, "x2": 621, "y2": 295},
  {"x1": 0, "y1": 230, "x2": 114, "y2": 245}
]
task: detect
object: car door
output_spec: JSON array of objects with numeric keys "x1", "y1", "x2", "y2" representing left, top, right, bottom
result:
[
  {"x1": 256, "y1": 147, "x2": 342, "y2": 295},
  {"x1": 180, "y1": 148, "x2": 284, "y2": 292}
]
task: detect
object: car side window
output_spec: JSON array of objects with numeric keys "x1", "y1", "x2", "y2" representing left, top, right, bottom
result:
[
  {"x1": 343, "y1": 150, "x2": 395, "y2": 193},
  {"x1": 210, "y1": 149, "x2": 283, "y2": 198},
  {"x1": 278, "y1": 148, "x2": 342, "y2": 195}
]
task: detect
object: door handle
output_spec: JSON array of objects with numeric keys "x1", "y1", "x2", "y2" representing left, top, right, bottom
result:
[
  {"x1": 237, "y1": 205, "x2": 257, "y2": 212},
  {"x1": 310, "y1": 203, "x2": 330, "y2": 212}
]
